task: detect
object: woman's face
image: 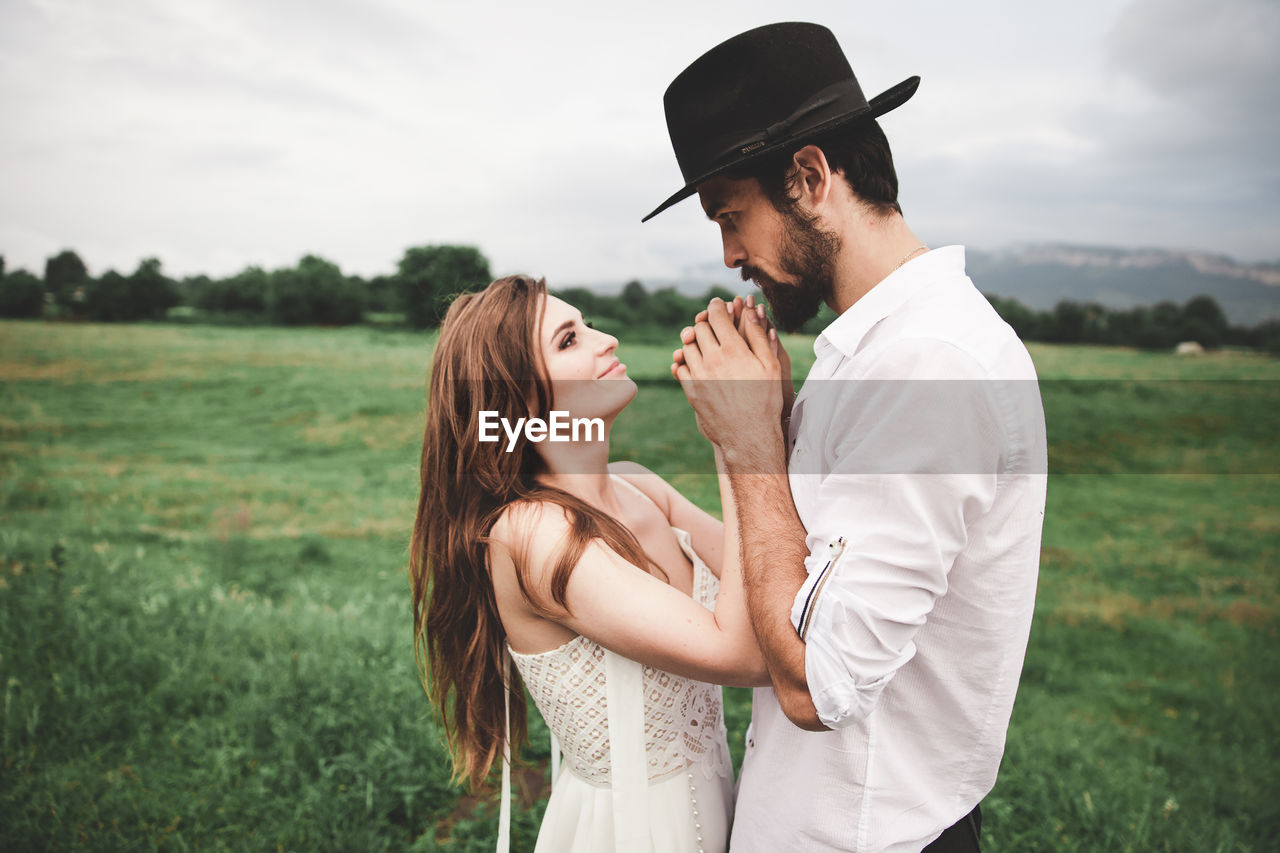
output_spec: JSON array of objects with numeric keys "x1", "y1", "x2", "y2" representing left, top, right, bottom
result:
[{"x1": 538, "y1": 294, "x2": 637, "y2": 421}]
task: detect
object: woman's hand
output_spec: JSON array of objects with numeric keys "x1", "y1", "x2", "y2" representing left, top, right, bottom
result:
[
  {"x1": 673, "y1": 295, "x2": 795, "y2": 436},
  {"x1": 746, "y1": 294, "x2": 795, "y2": 431}
]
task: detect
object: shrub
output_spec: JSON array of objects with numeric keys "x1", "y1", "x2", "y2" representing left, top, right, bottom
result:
[
  {"x1": 44, "y1": 249, "x2": 88, "y2": 308},
  {"x1": 0, "y1": 269, "x2": 46, "y2": 318},
  {"x1": 268, "y1": 255, "x2": 364, "y2": 326},
  {"x1": 82, "y1": 258, "x2": 180, "y2": 322},
  {"x1": 396, "y1": 245, "x2": 491, "y2": 329},
  {"x1": 195, "y1": 266, "x2": 270, "y2": 316}
]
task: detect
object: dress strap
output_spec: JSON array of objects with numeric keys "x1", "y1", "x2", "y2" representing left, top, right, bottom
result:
[
  {"x1": 604, "y1": 649, "x2": 651, "y2": 852},
  {"x1": 497, "y1": 648, "x2": 512, "y2": 853},
  {"x1": 550, "y1": 730, "x2": 561, "y2": 791}
]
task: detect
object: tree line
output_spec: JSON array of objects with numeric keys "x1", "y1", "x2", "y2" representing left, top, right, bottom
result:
[
  {"x1": 983, "y1": 293, "x2": 1280, "y2": 353},
  {"x1": 1, "y1": 247, "x2": 1277, "y2": 353},
  {"x1": 0, "y1": 246, "x2": 490, "y2": 328}
]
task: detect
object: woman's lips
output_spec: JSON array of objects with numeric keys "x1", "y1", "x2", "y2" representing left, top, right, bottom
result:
[{"x1": 599, "y1": 360, "x2": 625, "y2": 378}]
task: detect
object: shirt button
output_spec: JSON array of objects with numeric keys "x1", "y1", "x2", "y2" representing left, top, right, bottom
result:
[{"x1": 748, "y1": 738, "x2": 755, "y2": 748}]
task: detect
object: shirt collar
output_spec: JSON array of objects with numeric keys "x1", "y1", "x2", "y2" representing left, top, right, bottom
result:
[{"x1": 814, "y1": 245, "x2": 966, "y2": 359}]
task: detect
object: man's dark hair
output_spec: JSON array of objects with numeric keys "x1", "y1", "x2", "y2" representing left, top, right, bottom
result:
[{"x1": 734, "y1": 119, "x2": 901, "y2": 219}]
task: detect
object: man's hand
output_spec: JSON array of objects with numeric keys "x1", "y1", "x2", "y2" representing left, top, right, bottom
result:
[
  {"x1": 669, "y1": 297, "x2": 785, "y2": 461},
  {"x1": 672, "y1": 295, "x2": 795, "y2": 441},
  {"x1": 669, "y1": 297, "x2": 820, "y2": 730}
]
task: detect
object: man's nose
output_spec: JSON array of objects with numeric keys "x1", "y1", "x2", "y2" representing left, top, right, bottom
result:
[{"x1": 722, "y1": 232, "x2": 747, "y2": 269}]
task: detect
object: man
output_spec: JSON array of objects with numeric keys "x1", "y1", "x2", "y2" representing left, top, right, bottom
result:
[{"x1": 644, "y1": 23, "x2": 1048, "y2": 852}]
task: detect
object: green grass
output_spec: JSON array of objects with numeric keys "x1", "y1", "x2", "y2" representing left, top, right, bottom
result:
[{"x1": 1, "y1": 319, "x2": 1277, "y2": 850}]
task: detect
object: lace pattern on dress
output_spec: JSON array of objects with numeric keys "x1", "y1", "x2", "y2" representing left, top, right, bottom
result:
[{"x1": 509, "y1": 527, "x2": 730, "y2": 786}]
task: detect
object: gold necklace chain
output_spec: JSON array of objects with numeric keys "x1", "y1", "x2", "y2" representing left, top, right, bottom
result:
[{"x1": 894, "y1": 244, "x2": 929, "y2": 270}]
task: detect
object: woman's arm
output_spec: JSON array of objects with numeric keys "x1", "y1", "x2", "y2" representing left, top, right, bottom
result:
[
  {"x1": 491, "y1": 494, "x2": 768, "y2": 687},
  {"x1": 607, "y1": 461, "x2": 727, "y2": 579}
]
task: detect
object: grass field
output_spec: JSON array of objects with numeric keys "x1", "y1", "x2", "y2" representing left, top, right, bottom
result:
[{"x1": 1, "y1": 319, "x2": 1277, "y2": 851}]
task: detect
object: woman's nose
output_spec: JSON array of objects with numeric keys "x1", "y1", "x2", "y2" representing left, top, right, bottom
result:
[{"x1": 595, "y1": 328, "x2": 618, "y2": 354}]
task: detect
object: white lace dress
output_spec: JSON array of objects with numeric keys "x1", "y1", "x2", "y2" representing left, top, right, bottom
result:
[{"x1": 501, "y1": 526, "x2": 735, "y2": 853}]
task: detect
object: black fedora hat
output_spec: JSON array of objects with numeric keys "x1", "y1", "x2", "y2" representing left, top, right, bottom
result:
[{"x1": 642, "y1": 22, "x2": 919, "y2": 222}]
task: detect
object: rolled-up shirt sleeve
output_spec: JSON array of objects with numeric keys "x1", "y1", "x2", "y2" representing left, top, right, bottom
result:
[{"x1": 787, "y1": 339, "x2": 1003, "y2": 730}]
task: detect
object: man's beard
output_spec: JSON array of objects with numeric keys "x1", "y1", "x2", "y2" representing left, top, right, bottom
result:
[{"x1": 742, "y1": 207, "x2": 842, "y2": 333}]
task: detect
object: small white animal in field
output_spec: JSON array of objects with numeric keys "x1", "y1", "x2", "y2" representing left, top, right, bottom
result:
[{"x1": 1174, "y1": 341, "x2": 1205, "y2": 356}]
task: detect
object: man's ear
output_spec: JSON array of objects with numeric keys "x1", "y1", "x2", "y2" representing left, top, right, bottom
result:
[{"x1": 792, "y1": 144, "x2": 834, "y2": 208}]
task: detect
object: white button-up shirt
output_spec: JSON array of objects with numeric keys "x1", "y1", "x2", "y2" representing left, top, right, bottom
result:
[{"x1": 731, "y1": 246, "x2": 1047, "y2": 852}]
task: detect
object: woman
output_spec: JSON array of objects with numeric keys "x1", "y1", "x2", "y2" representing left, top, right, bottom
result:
[{"x1": 410, "y1": 274, "x2": 770, "y2": 853}]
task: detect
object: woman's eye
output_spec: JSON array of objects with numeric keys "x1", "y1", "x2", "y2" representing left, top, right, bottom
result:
[
  {"x1": 559, "y1": 331, "x2": 576, "y2": 350},
  {"x1": 585, "y1": 321, "x2": 595, "y2": 329}
]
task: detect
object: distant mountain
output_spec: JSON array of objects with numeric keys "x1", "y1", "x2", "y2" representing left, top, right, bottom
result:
[
  {"x1": 573, "y1": 244, "x2": 1280, "y2": 326},
  {"x1": 574, "y1": 265, "x2": 743, "y2": 300},
  {"x1": 967, "y1": 245, "x2": 1280, "y2": 325}
]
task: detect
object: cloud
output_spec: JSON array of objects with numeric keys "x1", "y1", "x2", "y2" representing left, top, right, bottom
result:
[
  {"x1": 1099, "y1": 0, "x2": 1280, "y2": 168},
  {"x1": 898, "y1": 0, "x2": 1280, "y2": 262},
  {"x1": 1, "y1": 0, "x2": 1276, "y2": 283},
  {"x1": 1106, "y1": 0, "x2": 1280, "y2": 115}
]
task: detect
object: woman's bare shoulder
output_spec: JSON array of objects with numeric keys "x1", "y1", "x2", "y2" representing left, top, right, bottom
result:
[
  {"x1": 487, "y1": 501, "x2": 581, "y2": 620},
  {"x1": 607, "y1": 461, "x2": 674, "y2": 520},
  {"x1": 488, "y1": 500, "x2": 575, "y2": 571}
]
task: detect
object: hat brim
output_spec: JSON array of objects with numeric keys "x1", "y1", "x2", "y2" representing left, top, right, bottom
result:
[{"x1": 641, "y1": 75, "x2": 920, "y2": 223}]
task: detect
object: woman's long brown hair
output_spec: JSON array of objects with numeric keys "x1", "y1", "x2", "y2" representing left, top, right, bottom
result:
[{"x1": 410, "y1": 274, "x2": 661, "y2": 790}]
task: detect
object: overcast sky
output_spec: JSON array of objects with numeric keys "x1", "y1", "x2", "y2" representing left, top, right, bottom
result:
[{"x1": 2, "y1": 0, "x2": 1277, "y2": 287}]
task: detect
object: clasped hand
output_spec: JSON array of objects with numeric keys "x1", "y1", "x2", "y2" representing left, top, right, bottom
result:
[{"x1": 670, "y1": 295, "x2": 793, "y2": 457}]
